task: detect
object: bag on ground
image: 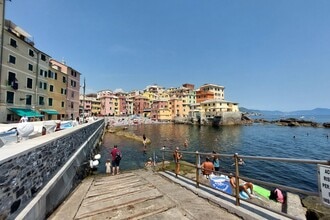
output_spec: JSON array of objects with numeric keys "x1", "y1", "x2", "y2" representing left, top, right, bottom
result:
[{"x1": 269, "y1": 188, "x2": 284, "y2": 203}]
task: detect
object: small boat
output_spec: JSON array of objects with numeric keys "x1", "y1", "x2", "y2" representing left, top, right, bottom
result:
[
  {"x1": 42, "y1": 120, "x2": 78, "y2": 133},
  {"x1": 0, "y1": 122, "x2": 35, "y2": 147},
  {"x1": 0, "y1": 128, "x2": 18, "y2": 147}
]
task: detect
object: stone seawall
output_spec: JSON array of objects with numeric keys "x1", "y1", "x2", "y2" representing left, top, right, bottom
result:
[{"x1": 0, "y1": 119, "x2": 105, "y2": 220}]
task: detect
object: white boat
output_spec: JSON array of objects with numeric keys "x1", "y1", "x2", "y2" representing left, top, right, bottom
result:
[
  {"x1": 0, "y1": 122, "x2": 35, "y2": 147},
  {"x1": 0, "y1": 120, "x2": 79, "y2": 147}
]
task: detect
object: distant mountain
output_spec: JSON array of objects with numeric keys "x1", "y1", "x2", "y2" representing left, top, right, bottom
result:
[
  {"x1": 289, "y1": 108, "x2": 330, "y2": 116},
  {"x1": 239, "y1": 107, "x2": 330, "y2": 116}
]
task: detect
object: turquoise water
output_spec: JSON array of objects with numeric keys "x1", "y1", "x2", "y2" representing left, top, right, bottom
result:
[{"x1": 99, "y1": 122, "x2": 330, "y2": 193}]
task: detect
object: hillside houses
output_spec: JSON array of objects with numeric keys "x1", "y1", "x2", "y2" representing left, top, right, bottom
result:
[{"x1": 91, "y1": 83, "x2": 241, "y2": 125}]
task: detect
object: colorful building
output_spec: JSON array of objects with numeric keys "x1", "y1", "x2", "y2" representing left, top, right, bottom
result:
[{"x1": 196, "y1": 83, "x2": 225, "y2": 103}]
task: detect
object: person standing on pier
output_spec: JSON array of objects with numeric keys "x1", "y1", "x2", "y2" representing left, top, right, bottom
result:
[
  {"x1": 111, "y1": 145, "x2": 122, "y2": 175},
  {"x1": 201, "y1": 157, "x2": 215, "y2": 179},
  {"x1": 173, "y1": 147, "x2": 182, "y2": 177},
  {"x1": 105, "y1": 159, "x2": 111, "y2": 174}
]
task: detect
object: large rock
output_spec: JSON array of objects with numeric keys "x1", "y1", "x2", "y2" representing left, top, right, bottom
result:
[
  {"x1": 302, "y1": 196, "x2": 330, "y2": 220},
  {"x1": 286, "y1": 192, "x2": 306, "y2": 219}
]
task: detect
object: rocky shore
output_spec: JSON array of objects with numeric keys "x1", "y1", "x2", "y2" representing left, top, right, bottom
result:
[{"x1": 251, "y1": 117, "x2": 330, "y2": 128}]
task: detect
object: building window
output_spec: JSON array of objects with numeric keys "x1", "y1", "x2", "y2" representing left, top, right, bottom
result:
[
  {"x1": 50, "y1": 85, "x2": 54, "y2": 92},
  {"x1": 39, "y1": 81, "x2": 42, "y2": 89},
  {"x1": 26, "y1": 95, "x2": 32, "y2": 105},
  {"x1": 29, "y1": 49, "x2": 34, "y2": 57},
  {"x1": 6, "y1": 91, "x2": 14, "y2": 104},
  {"x1": 10, "y1": 38, "x2": 17, "y2": 48},
  {"x1": 54, "y1": 73, "x2": 57, "y2": 80},
  {"x1": 61, "y1": 88, "x2": 67, "y2": 95},
  {"x1": 61, "y1": 101, "x2": 65, "y2": 108},
  {"x1": 71, "y1": 102, "x2": 74, "y2": 109},
  {"x1": 40, "y1": 69, "x2": 44, "y2": 77},
  {"x1": 9, "y1": 55, "x2": 16, "y2": 64},
  {"x1": 41, "y1": 54, "x2": 46, "y2": 61},
  {"x1": 39, "y1": 96, "x2": 44, "y2": 105},
  {"x1": 71, "y1": 91, "x2": 74, "y2": 98},
  {"x1": 43, "y1": 82, "x2": 47, "y2": 90},
  {"x1": 63, "y1": 76, "x2": 66, "y2": 83},
  {"x1": 27, "y1": 78, "x2": 33, "y2": 89},
  {"x1": 28, "y1": 63, "x2": 33, "y2": 71},
  {"x1": 48, "y1": 98, "x2": 53, "y2": 106},
  {"x1": 48, "y1": 70, "x2": 54, "y2": 78},
  {"x1": 8, "y1": 72, "x2": 16, "y2": 86}
]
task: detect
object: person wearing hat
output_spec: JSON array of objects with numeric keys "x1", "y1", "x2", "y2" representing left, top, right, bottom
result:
[
  {"x1": 201, "y1": 157, "x2": 215, "y2": 179},
  {"x1": 173, "y1": 147, "x2": 182, "y2": 177}
]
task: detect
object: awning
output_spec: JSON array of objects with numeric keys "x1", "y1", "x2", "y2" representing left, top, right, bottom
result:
[
  {"x1": 9, "y1": 108, "x2": 44, "y2": 118},
  {"x1": 40, "y1": 109, "x2": 59, "y2": 115}
]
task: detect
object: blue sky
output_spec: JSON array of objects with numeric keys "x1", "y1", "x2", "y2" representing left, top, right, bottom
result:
[{"x1": 6, "y1": 0, "x2": 330, "y2": 111}]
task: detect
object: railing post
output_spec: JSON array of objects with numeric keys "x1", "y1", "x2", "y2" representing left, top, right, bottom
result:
[
  {"x1": 196, "y1": 151, "x2": 200, "y2": 188},
  {"x1": 234, "y1": 153, "x2": 240, "y2": 206},
  {"x1": 161, "y1": 147, "x2": 165, "y2": 171}
]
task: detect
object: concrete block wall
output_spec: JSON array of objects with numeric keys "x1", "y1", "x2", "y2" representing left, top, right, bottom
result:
[
  {"x1": 0, "y1": 119, "x2": 104, "y2": 220},
  {"x1": 221, "y1": 112, "x2": 242, "y2": 125}
]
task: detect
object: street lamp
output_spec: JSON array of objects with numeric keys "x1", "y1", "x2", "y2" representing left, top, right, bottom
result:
[{"x1": 80, "y1": 77, "x2": 86, "y2": 122}]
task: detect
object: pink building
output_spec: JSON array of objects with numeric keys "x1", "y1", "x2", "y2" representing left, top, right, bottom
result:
[
  {"x1": 97, "y1": 90, "x2": 118, "y2": 116},
  {"x1": 150, "y1": 99, "x2": 168, "y2": 121},
  {"x1": 115, "y1": 92, "x2": 128, "y2": 116},
  {"x1": 133, "y1": 95, "x2": 150, "y2": 116},
  {"x1": 50, "y1": 59, "x2": 80, "y2": 120}
]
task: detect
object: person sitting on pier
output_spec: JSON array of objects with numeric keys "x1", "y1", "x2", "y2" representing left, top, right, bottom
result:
[
  {"x1": 201, "y1": 157, "x2": 215, "y2": 179},
  {"x1": 229, "y1": 173, "x2": 254, "y2": 199}
]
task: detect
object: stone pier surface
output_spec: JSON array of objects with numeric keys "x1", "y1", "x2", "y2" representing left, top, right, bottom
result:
[{"x1": 49, "y1": 169, "x2": 294, "y2": 220}]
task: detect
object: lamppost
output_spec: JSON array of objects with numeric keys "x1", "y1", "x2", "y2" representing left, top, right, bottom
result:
[{"x1": 81, "y1": 77, "x2": 86, "y2": 122}]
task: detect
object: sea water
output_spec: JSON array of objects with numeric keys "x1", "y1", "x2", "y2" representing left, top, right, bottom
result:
[{"x1": 99, "y1": 116, "x2": 330, "y2": 193}]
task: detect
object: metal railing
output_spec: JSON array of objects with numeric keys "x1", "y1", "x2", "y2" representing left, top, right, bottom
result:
[{"x1": 160, "y1": 148, "x2": 329, "y2": 207}]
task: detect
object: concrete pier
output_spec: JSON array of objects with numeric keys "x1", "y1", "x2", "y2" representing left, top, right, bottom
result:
[{"x1": 49, "y1": 169, "x2": 293, "y2": 220}]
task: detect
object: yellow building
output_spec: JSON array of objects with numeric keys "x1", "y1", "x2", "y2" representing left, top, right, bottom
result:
[
  {"x1": 150, "y1": 99, "x2": 171, "y2": 121},
  {"x1": 37, "y1": 59, "x2": 68, "y2": 120},
  {"x1": 201, "y1": 99, "x2": 239, "y2": 119}
]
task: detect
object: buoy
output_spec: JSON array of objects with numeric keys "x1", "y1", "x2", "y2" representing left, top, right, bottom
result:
[{"x1": 94, "y1": 154, "x2": 101, "y2": 160}]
